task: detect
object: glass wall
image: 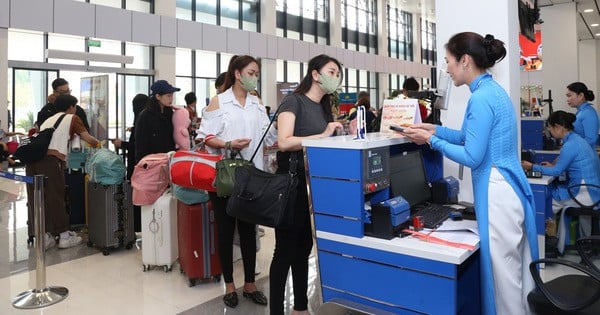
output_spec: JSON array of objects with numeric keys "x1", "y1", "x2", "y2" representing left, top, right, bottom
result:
[
  {"x1": 341, "y1": 0, "x2": 377, "y2": 53},
  {"x1": 387, "y1": 3, "x2": 414, "y2": 94},
  {"x1": 276, "y1": 0, "x2": 329, "y2": 45},
  {"x1": 176, "y1": 0, "x2": 260, "y2": 32}
]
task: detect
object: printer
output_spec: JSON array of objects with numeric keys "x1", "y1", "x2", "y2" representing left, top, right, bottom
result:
[
  {"x1": 364, "y1": 196, "x2": 410, "y2": 240},
  {"x1": 431, "y1": 176, "x2": 459, "y2": 204}
]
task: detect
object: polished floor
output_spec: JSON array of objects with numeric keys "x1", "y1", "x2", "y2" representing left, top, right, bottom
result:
[{"x1": 0, "y1": 167, "x2": 587, "y2": 315}]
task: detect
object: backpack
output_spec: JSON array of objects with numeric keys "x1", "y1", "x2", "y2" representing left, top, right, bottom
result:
[
  {"x1": 131, "y1": 152, "x2": 171, "y2": 205},
  {"x1": 13, "y1": 114, "x2": 66, "y2": 164},
  {"x1": 86, "y1": 148, "x2": 126, "y2": 185}
]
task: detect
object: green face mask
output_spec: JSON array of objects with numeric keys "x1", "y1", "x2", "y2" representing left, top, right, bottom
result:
[
  {"x1": 318, "y1": 73, "x2": 339, "y2": 94},
  {"x1": 240, "y1": 75, "x2": 258, "y2": 92}
]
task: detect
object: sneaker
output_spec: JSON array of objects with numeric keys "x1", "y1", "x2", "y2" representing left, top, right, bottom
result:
[
  {"x1": 58, "y1": 231, "x2": 82, "y2": 249},
  {"x1": 44, "y1": 232, "x2": 56, "y2": 251}
]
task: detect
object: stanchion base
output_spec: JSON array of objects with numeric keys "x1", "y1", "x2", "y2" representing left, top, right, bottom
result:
[{"x1": 12, "y1": 286, "x2": 69, "y2": 309}]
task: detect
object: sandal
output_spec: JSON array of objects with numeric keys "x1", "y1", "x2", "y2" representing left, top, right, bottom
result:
[
  {"x1": 223, "y1": 291, "x2": 238, "y2": 308},
  {"x1": 243, "y1": 290, "x2": 268, "y2": 305}
]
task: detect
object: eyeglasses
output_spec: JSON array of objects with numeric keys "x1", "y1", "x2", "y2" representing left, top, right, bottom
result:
[{"x1": 56, "y1": 89, "x2": 71, "y2": 95}]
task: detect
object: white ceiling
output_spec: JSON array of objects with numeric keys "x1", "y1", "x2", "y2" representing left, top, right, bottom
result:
[
  {"x1": 394, "y1": 0, "x2": 600, "y2": 41},
  {"x1": 538, "y1": 0, "x2": 600, "y2": 40}
]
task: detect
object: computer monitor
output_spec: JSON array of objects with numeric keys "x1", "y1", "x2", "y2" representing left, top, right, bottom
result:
[{"x1": 389, "y1": 150, "x2": 431, "y2": 207}]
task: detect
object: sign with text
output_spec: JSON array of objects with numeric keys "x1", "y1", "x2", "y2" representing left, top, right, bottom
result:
[{"x1": 380, "y1": 97, "x2": 421, "y2": 135}]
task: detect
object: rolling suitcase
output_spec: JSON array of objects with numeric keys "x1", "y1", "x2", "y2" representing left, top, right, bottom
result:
[
  {"x1": 177, "y1": 200, "x2": 222, "y2": 286},
  {"x1": 65, "y1": 169, "x2": 86, "y2": 228},
  {"x1": 87, "y1": 183, "x2": 136, "y2": 255},
  {"x1": 141, "y1": 190, "x2": 178, "y2": 272}
]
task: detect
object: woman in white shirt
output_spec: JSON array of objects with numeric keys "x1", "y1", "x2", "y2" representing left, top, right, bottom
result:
[{"x1": 197, "y1": 55, "x2": 273, "y2": 309}]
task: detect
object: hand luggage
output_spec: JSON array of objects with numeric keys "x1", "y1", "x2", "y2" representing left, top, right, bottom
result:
[
  {"x1": 65, "y1": 169, "x2": 86, "y2": 228},
  {"x1": 141, "y1": 190, "x2": 178, "y2": 272},
  {"x1": 131, "y1": 153, "x2": 171, "y2": 205},
  {"x1": 169, "y1": 150, "x2": 221, "y2": 192},
  {"x1": 87, "y1": 183, "x2": 136, "y2": 255},
  {"x1": 176, "y1": 200, "x2": 222, "y2": 286}
]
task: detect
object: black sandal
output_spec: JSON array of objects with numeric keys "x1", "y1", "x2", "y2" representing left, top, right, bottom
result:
[
  {"x1": 223, "y1": 291, "x2": 238, "y2": 308},
  {"x1": 243, "y1": 290, "x2": 268, "y2": 305}
]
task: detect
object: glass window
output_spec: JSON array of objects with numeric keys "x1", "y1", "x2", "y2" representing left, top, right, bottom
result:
[
  {"x1": 287, "y1": 61, "x2": 301, "y2": 84},
  {"x1": 176, "y1": 48, "x2": 193, "y2": 77},
  {"x1": 342, "y1": 0, "x2": 377, "y2": 53},
  {"x1": 90, "y1": 0, "x2": 121, "y2": 8},
  {"x1": 197, "y1": 1, "x2": 217, "y2": 25},
  {"x1": 276, "y1": 60, "x2": 285, "y2": 83},
  {"x1": 125, "y1": 43, "x2": 151, "y2": 69},
  {"x1": 175, "y1": 77, "x2": 193, "y2": 106},
  {"x1": 421, "y1": 18, "x2": 437, "y2": 66},
  {"x1": 8, "y1": 30, "x2": 44, "y2": 62},
  {"x1": 387, "y1": 4, "x2": 413, "y2": 61},
  {"x1": 195, "y1": 50, "x2": 217, "y2": 78},
  {"x1": 221, "y1": 0, "x2": 240, "y2": 29},
  {"x1": 12, "y1": 69, "x2": 51, "y2": 133},
  {"x1": 126, "y1": 0, "x2": 151, "y2": 12},
  {"x1": 47, "y1": 33, "x2": 86, "y2": 65},
  {"x1": 176, "y1": 0, "x2": 193, "y2": 20},
  {"x1": 277, "y1": 0, "x2": 329, "y2": 44},
  {"x1": 220, "y1": 53, "x2": 236, "y2": 73}
]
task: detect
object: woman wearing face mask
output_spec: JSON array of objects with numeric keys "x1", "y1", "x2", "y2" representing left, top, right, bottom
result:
[
  {"x1": 271, "y1": 54, "x2": 343, "y2": 315},
  {"x1": 197, "y1": 55, "x2": 272, "y2": 309}
]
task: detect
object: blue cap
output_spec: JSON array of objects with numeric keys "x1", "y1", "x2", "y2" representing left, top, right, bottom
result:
[{"x1": 150, "y1": 80, "x2": 180, "y2": 95}]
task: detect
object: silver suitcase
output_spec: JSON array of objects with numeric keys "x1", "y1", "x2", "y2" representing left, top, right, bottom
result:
[{"x1": 87, "y1": 182, "x2": 135, "y2": 255}]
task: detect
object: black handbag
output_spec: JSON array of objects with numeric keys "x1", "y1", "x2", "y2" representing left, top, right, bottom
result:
[
  {"x1": 14, "y1": 114, "x2": 67, "y2": 164},
  {"x1": 226, "y1": 106, "x2": 299, "y2": 228},
  {"x1": 227, "y1": 152, "x2": 298, "y2": 228}
]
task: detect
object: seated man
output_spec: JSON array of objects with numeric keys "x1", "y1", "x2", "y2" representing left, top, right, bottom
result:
[{"x1": 522, "y1": 110, "x2": 600, "y2": 254}]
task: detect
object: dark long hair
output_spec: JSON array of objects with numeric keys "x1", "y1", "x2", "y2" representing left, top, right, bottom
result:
[
  {"x1": 445, "y1": 32, "x2": 506, "y2": 70},
  {"x1": 546, "y1": 110, "x2": 576, "y2": 131},
  {"x1": 223, "y1": 55, "x2": 259, "y2": 91},
  {"x1": 567, "y1": 82, "x2": 595, "y2": 102},
  {"x1": 294, "y1": 54, "x2": 343, "y2": 123}
]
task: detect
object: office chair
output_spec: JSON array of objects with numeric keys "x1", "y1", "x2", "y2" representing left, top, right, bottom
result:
[
  {"x1": 561, "y1": 184, "x2": 600, "y2": 252},
  {"x1": 528, "y1": 236, "x2": 600, "y2": 315}
]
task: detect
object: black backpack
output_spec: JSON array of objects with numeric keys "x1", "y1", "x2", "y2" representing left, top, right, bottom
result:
[{"x1": 14, "y1": 114, "x2": 67, "y2": 164}]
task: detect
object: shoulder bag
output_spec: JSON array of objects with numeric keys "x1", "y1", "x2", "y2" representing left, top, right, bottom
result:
[
  {"x1": 226, "y1": 105, "x2": 299, "y2": 228},
  {"x1": 14, "y1": 114, "x2": 67, "y2": 164}
]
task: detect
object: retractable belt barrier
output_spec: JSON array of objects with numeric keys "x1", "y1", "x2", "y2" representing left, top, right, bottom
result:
[{"x1": 0, "y1": 171, "x2": 70, "y2": 309}]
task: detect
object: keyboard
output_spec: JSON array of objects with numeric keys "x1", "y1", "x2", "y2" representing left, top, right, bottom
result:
[{"x1": 412, "y1": 203, "x2": 454, "y2": 229}]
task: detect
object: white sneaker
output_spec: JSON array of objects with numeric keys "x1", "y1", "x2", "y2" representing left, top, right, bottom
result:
[
  {"x1": 44, "y1": 232, "x2": 56, "y2": 251},
  {"x1": 58, "y1": 231, "x2": 82, "y2": 249}
]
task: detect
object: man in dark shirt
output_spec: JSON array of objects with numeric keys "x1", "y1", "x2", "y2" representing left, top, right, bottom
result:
[{"x1": 36, "y1": 78, "x2": 90, "y2": 132}]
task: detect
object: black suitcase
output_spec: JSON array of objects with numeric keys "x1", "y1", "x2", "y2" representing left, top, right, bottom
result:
[{"x1": 65, "y1": 169, "x2": 86, "y2": 228}]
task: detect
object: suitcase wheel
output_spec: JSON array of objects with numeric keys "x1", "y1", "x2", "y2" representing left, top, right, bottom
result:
[
  {"x1": 188, "y1": 278, "x2": 196, "y2": 287},
  {"x1": 27, "y1": 235, "x2": 35, "y2": 247},
  {"x1": 102, "y1": 248, "x2": 110, "y2": 256},
  {"x1": 163, "y1": 265, "x2": 172, "y2": 273},
  {"x1": 143, "y1": 265, "x2": 148, "y2": 272},
  {"x1": 125, "y1": 243, "x2": 133, "y2": 250},
  {"x1": 214, "y1": 275, "x2": 221, "y2": 282},
  {"x1": 87, "y1": 240, "x2": 93, "y2": 247}
]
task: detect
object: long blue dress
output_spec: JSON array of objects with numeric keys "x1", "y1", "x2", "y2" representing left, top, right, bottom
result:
[{"x1": 429, "y1": 73, "x2": 539, "y2": 315}]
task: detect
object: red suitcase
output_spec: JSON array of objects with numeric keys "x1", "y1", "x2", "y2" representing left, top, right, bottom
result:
[{"x1": 177, "y1": 200, "x2": 222, "y2": 286}]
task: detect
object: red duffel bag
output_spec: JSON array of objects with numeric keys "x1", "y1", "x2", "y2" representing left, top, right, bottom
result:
[{"x1": 170, "y1": 150, "x2": 222, "y2": 192}]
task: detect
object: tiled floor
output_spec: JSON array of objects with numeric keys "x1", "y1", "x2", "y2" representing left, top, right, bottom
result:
[{"x1": 0, "y1": 167, "x2": 590, "y2": 315}]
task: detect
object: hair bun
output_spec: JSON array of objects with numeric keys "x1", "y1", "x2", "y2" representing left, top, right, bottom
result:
[{"x1": 483, "y1": 34, "x2": 495, "y2": 46}]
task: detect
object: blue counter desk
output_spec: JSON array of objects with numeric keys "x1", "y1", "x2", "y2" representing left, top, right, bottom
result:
[
  {"x1": 303, "y1": 133, "x2": 481, "y2": 314},
  {"x1": 528, "y1": 175, "x2": 555, "y2": 260}
]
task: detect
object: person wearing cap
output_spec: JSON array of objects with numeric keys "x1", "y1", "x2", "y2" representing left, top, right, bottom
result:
[{"x1": 134, "y1": 80, "x2": 179, "y2": 163}]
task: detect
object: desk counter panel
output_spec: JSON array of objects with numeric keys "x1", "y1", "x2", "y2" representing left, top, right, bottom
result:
[{"x1": 316, "y1": 232, "x2": 481, "y2": 315}]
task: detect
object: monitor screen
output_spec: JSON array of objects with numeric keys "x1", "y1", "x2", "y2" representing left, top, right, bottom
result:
[{"x1": 389, "y1": 151, "x2": 431, "y2": 207}]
